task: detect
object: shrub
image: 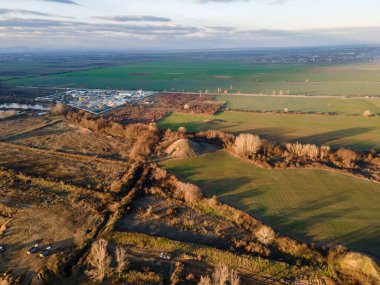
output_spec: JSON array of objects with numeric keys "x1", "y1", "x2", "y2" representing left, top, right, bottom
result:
[
  {"x1": 178, "y1": 126, "x2": 187, "y2": 135},
  {"x1": 175, "y1": 181, "x2": 202, "y2": 204},
  {"x1": 50, "y1": 103, "x2": 68, "y2": 115},
  {"x1": 124, "y1": 271, "x2": 162, "y2": 285},
  {"x1": 255, "y1": 225, "x2": 275, "y2": 245},
  {"x1": 335, "y1": 149, "x2": 359, "y2": 167},
  {"x1": 233, "y1": 134, "x2": 262, "y2": 158},
  {"x1": 320, "y1": 145, "x2": 331, "y2": 160},
  {"x1": 198, "y1": 264, "x2": 240, "y2": 285},
  {"x1": 285, "y1": 142, "x2": 319, "y2": 159},
  {"x1": 116, "y1": 246, "x2": 129, "y2": 277},
  {"x1": 363, "y1": 110, "x2": 372, "y2": 117}
]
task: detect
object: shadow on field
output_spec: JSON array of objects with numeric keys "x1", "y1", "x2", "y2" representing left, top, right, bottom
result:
[
  {"x1": 298, "y1": 127, "x2": 377, "y2": 148},
  {"x1": 240, "y1": 126, "x2": 377, "y2": 150},
  {"x1": 241, "y1": 192, "x2": 380, "y2": 258},
  {"x1": 240, "y1": 127, "x2": 293, "y2": 142}
]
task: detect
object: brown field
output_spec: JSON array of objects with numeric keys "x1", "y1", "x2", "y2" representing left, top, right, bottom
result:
[
  {"x1": 0, "y1": 142, "x2": 128, "y2": 189},
  {"x1": 8, "y1": 120, "x2": 131, "y2": 160},
  {"x1": 0, "y1": 169, "x2": 103, "y2": 283},
  {"x1": 0, "y1": 114, "x2": 51, "y2": 139},
  {"x1": 115, "y1": 195, "x2": 252, "y2": 250}
]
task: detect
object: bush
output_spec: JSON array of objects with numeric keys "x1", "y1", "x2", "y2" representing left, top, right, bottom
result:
[
  {"x1": 50, "y1": 103, "x2": 68, "y2": 115},
  {"x1": 233, "y1": 134, "x2": 262, "y2": 158},
  {"x1": 363, "y1": 110, "x2": 372, "y2": 117},
  {"x1": 255, "y1": 225, "x2": 275, "y2": 245},
  {"x1": 175, "y1": 181, "x2": 202, "y2": 204},
  {"x1": 285, "y1": 142, "x2": 319, "y2": 159},
  {"x1": 124, "y1": 271, "x2": 162, "y2": 285},
  {"x1": 335, "y1": 149, "x2": 359, "y2": 167}
]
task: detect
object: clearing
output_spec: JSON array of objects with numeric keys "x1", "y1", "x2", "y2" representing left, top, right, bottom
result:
[
  {"x1": 216, "y1": 95, "x2": 380, "y2": 115},
  {"x1": 161, "y1": 150, "x2": 380, "y2": 258}
]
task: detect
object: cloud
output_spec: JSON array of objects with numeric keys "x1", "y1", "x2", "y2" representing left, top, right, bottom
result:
[
  {"x1": 1, "y1": 17, "x2": 379, "y2": 49},
  {"x1": 0, "y1": 9, "x2": 73, "y2": 18},
  {"x1": 41, "y1": 0, "x2": 79, "y2": 5},
  {"x1": 98, "y1": 15, "x2": 171, "y2": 23},
  {"x1": 195, "y1": 0, "x2": 287, "y2": 4},
  {"x1": 0, "y1": 18, "x2": 199, "y2": 36},
  {"x1": 0, "y1": 9, "x2": 53, "y2": 17}
]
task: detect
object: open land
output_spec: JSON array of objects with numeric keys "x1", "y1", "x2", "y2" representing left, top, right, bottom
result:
[
  {"x1": 161, "y1": 150, "x2": 380, "y2": 258},
  {"x1": 216, "y1": 94, "x2": 380, "y2": 115},
  {"x1": 1, "y1": 48, "x2": 380, "y2": 284},
  {"x1": 158, "y1": 111, "x2": 380, "y2": 151},
  {"x1": 3, "y1": 56, "x2": 380, "y2": 96}
]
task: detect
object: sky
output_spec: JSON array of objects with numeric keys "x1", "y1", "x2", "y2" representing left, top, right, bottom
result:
[{"x1": 1, "y1": 0, "x2": 380, "y2": 50}]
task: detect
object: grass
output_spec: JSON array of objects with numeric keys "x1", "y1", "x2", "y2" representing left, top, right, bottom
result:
[
  {"x1": 157, "y1": 111, "x2": 380, "y2": 150},
  {"x1": 111, "y1": 231, "x2": 294, "y2": 278},
  {"x1": 7, "y1": 60, "x2": 380, "y2": 96},
  {"x1": 216, "y1": 95, "x2": 380, "y2": 115},
  {"x1": 161, "y1": 151, "x2": 380, "y2": 257}
]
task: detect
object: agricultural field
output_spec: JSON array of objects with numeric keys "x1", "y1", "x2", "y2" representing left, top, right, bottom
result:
[
  {"x1": 5, "y1": 59, "x2": 380, "y2": 96},
  {"x1": 158, "y1": 111, "x2": 380, "y2": 150},
  {"x1": 162, "y1": 151, "x2": 380, "y2": 258},
  {"x1": 216, "y1": 95, "x2": 380, "y2": 115}
]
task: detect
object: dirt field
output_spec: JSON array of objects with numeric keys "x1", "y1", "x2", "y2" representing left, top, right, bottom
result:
[
  {"x1": 115, "y1": 195, "x2": 251, "y2": 250},
  {"x1": 8, "y1": 120, "x2": 132, "y2": 160},
  {"x1": 0, "y1": 169, "x2": 102, "y2": 283},
  {"x1": 0, "y1": 142, "x2": 128, "y2": 190},
  {"x1": 0, "y1": 114, "x2": 50, "y2": 139}
]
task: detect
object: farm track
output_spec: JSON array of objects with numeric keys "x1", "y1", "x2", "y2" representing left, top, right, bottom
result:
[
  {"x1": 0, "y1": 118, "x2": 63, "y2": 141},
  {"x1": 125, "y1": 246, "x2": 298, "y2": 285},
  {"x1": 0, "y1": 141, "x2": 129, "y2": 166}
]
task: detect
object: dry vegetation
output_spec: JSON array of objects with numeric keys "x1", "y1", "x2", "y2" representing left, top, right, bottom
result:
[
  {"x1": 0, "y1": 142, "x2": 128, "y2": 190},
  {"x1": 107, "y1": 92, "x2": 224, "y2": 124},
  {"x1": 0, "y1": 103, "x2": 378, "y2": 285}
]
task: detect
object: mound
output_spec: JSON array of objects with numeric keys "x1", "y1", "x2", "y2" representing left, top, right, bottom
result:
[{"x1": 166, "y1": 139, "x2": 212, "y2": 158}]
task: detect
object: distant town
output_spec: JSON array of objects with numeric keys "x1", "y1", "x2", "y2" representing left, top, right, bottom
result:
[{"x1": 37, "y1": 89, "x2": 156, "y2": 114}]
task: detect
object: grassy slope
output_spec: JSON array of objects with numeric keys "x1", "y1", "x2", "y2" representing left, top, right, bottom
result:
[
  {"x1": 157, "y1": 111, "x2": 380, "y2": 150},
  {"x1": 7, "y1": 61, "x2": 380, "y2": 96},
  {"x1": 162, "y1": 151, "x2": 380, "y2": 257},
  {"x1": 216, "y1": 95, "x2": 380, "y2": 115}
]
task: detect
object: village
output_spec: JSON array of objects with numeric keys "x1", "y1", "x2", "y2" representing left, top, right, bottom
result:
[{"x1": 37, "y1": 89, "x2": 156, "y2": 114}]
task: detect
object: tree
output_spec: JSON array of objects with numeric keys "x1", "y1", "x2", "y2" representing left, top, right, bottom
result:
[
  {"x1": 198, "y1": 264, "x2": 240, "y2": 285},
  {"x1": 256, "y1": 225, "x2": 275, "y2": 245},
  {"x1": 116, "y1": 246, "x2": 129, "y2": 277},
  {"x1": 233, "y1": 134, "x2": 261, "y2": 158},
  {"x1": 50, "y1": 103, "x2": 68, "y2": 115},
  {"x1": 86, "y1": 239, "x2": 111, "y2": 281},
  {"x1": 363, "y1": 110, "x2": 372, "y2": 117}
]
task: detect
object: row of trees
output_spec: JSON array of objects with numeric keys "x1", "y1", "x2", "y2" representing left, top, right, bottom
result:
[{"x1": 86, "y1": 239, "x2": 129, "y2": 281}]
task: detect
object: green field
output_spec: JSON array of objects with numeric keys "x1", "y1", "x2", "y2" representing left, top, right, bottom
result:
[
  {"x1": 216, "y1": 95, "x2": 380, "y2": 115},
  {"x1": 162, "y1": 151, "x2": 380, "y2": 257},
  {"x1": 157, "y1": 111, "x2": 380, "y2": 150},
  {"x1": 6, "y1": 60, "x2": 380, "y2": 96}
]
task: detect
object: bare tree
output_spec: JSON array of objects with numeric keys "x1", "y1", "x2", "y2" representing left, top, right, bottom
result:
[
  {"x1": 234, "y1": 134, "x2": 262, "y2": 158},
  {"x1": 87, "y1": 239, "x2": 112, "y2": 281},
  {"x1": 116, "y1": 246, "x2": 129, "y2": 278},
  {"x1": 256, "y1": 225, "x2": 275, "y2": 245},
  {"x1": 198, "y1": 264, "x2": 240, "y2": 285},
  {"x1": 230, "y1": 269, "x2": 240, "y2": 285},
  {"x1": 213, "y1": 265, "x2": 229, "y2": 285},
  {"x1": 198, "y1": 276, "x2": 212, "y2": 285}
]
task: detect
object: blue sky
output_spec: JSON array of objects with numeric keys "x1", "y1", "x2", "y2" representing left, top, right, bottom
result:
[{"x1": 1, "y1": 0, "x2": 380, "y2": 49}]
